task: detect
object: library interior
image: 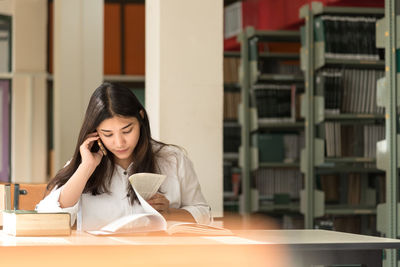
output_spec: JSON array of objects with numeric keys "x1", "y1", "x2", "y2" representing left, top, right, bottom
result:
[{"x1": 1, "y1": 0, "x2": 400, "y2": 266}]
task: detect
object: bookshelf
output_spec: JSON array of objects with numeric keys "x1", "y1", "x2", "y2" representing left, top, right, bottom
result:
[
  {"x1": 374, "y1": 0, "x2": 400, "y2": 265},
  {"x1": 237, "y1": 27, "x2": 304, "y2": 227},
  {"x1": 223, "y1": 51, "x2": 241, "y2": 212},
  {"x1": 299, "y1": 1, "x2": 386, "y2": 235},
  {"x1": 102, "y1": 1, "x2": 146, "y2": 105},
  {"x1": 0, "y1": 1, "x2": 48, "y2": 184}
]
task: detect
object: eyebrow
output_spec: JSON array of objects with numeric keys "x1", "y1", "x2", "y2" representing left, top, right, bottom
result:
[{"x1": 100, "y1": 122, "x2": 133, "y2": 133}]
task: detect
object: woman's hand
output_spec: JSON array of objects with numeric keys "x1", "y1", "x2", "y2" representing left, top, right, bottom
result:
[
  {"x1": 148, "y1": 193, "x2": 196, "y2": 222},
  {"x1": 80, "y1": 132, "x2": 104, "y2": 171},
  {"x1": 148, "y1": 193, "x2": 170, "y2": 213}
]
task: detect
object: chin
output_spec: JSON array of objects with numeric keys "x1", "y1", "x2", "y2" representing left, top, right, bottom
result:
[{"x1": 114, "y1": 150, "x2": 133, "y2": 159}]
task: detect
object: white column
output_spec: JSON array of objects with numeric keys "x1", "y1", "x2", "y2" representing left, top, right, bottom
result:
[
  {"x1": 53, "y1": 0, "x2": 103, "y2": 171},
  {"x1": 146, "y1": 0, "x2": 223, "y2": 217},
  {"x1": 11, "y1": 0, "x2": 47, "y2": 183}
]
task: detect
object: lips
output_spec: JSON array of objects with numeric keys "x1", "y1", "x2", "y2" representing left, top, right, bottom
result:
[{"x1": 115, "y1": 148, "x2": 129, "y2": 154}]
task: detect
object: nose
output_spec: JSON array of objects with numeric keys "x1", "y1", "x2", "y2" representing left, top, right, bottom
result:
[{"x1": 114, "y1": 133, "x2": 126, "y2": 148}]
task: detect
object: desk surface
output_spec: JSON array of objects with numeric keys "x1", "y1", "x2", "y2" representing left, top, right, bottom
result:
[
  {"x1": 1, "y1": 230, "x2": 400, "y2": 267},
  {"x1": 1, "y1": 229, "x2": 400, "y2": 250}
]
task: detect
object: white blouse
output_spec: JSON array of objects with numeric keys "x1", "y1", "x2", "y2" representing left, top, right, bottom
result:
[{"x1": 35, "y1": 145, "x2": 212, "y2": 231}]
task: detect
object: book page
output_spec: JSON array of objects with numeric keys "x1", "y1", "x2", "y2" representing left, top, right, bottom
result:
[
  {"x1": 87, "y1": 187, "x2": 166, "y2": 235},
  {"x1": 166, "y1": 221, "x2": 233, "y2": 236},
  {"x1": 128, "y1": 173, "x2": 166, "y2": 200}
]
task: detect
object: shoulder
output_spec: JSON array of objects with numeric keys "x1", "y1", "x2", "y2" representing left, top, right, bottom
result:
[
  {"x1": 153, "y1": 142, "x2": 186, "y2": 159},
  {"x1": 152, "y1": 141, "x2": 189, "y2": 168}
]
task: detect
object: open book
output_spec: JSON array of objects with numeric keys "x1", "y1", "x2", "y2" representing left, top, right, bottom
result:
[{"x1": 87, "y1": 173, "x2": 232, "y2": 236}]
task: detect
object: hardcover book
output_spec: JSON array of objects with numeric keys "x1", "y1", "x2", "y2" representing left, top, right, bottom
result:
[{"x1": 2, "y1": 210, "x2": 71, "y2": 236}]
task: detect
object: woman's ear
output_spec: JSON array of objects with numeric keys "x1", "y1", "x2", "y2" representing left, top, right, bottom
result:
[{"x1": 140, "y1": 109, "x2": 145, "y2": 119}]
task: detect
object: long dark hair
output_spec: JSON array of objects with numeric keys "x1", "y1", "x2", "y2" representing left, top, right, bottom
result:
[{"x1": 47, "y1": 82, "x2": 164, "y2": 204}]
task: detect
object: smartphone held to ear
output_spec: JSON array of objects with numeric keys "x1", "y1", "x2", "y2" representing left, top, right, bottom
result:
[
  {"x1": 91, "y1": 139, "x2": 107, "y2": 156},
  {"x1": 98, "y1": 140, "x2": 107, "y2": 156}
]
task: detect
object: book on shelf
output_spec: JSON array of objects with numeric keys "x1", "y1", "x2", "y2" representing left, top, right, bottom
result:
[
  {"x1": 223, "y1": 57, "x2": 240, "y2": 84},
  {"x1": 223, "y1": 125, "x2": 241, "y2": 153},
  {"x1": 88, "y1": 173, "x2": 232, "y2": 236},
  {"x1": 317, "y1": 68, "x2": 385, "y2": 115},
  {"x1": 223, "y1": 90, "x2": 241, "y2": 120},
  {"x1": 2, "y1": 210, "x2": 71, "y2": 236},
  {"x1": 253, "y1": 84, "x2": 298, "y2": 122},
  {"x1": 314, "y1": 15, "x2": 382, "y2": 61},
  {"x1": 319, "y1": 172, "x2": 382, "y2": 207},
  {"x1": 319, "y1": 174, "x2": 340, "y2": 203},
  {"x1": 255, "y1": 168, "x2": 302, "y2": 199},
  {"x1": 324, "y1": 122, "x2": 384, "y2": 158},
  {"x1": 258, "y1": 132, "x2": 304, "y2": 163}
]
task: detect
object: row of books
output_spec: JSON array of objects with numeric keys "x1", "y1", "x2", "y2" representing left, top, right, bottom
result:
[
  {"x1": 254, "y1": 168, "x2": 303, "y2": 198},
  {"x1": 223, "y1": 126, "x2": 241, "y2": 153},
  {"x1": 324, "y1": 122, "x2": 384, "y2": 158},
  {"x1": 319, "y1": 173, "x2": 385, "y2": 205},
  {"x1": 253, "y1": 84, "x2": 297, "y2": 121},
  {"x1": 223, "y1": 91, "x2": 241, "y2": 120},
  {"x1": 223, "y1": 57, "x2": 240, "y2": 84},
  {"x1": 259, "y1": 60, "x2": 302, "y2": 76},
  {"x1": 223, "y1": 163, "x2": 240, "y2": 196},
  {"x1": 258, "y1": 132, "x2": 304, "y2": 163},
  {"x1": 315, "y1": 216, "x2": 377, "y2": 235},
  {"x1": 319, "y1": 68, "x2": 385, "y2": 115},
  {"x1": 315, "y1": 15, "x2": 382, "y2": 60},
  {"x1": 281, "y1": 215, "x2": 304, "y2": 229},
  {"x1": 0, "y1": 15, "x2": 11, "y2": 73},
  {"x1": 48, "y1": 2, "x2": 145, "y2": 75}
]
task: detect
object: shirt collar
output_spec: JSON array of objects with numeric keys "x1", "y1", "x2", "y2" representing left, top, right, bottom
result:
[{"x1": 115, "y1": 161, "x2": 135, "y2": 175}]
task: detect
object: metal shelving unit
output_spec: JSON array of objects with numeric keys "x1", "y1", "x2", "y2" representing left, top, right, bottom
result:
[
  {"x1": 223, "y1": 152, "x2": 239, "y2": 162},
  {"x1": 223, "y1": 51, "x2": 241, "y2": 212},
  {"x1": 375, "y1": 0, "x2": 400, "y2": 266},
  {"x1": 237, "y1": 26, "x2": 304, "y2": 221},
  {"x1": 259, "y1": 162, "x2": 300, "y2": 168},
  {"x1": 257, "y1": 120, "x2": 304, "y2": 129},
  {"x1": 299, "y1": 2, "x2": 386, "y2": 232}
]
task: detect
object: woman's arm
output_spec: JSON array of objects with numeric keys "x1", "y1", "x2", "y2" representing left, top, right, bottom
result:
[
  {"x1": 161, "y1": 208, "x2": 195, "y2": 222},
  {"x1": 59, "y1": 133, "x2": 103, "y2": 208},
  {"x1": 150, "y1": 148, "x2": 212, "y2": 224},
  {"x1": 59, "y1": 163, "x2": 95, "y2": 208},
  {"x1": 177, "y1": 152, "x2": 212, "y2": 224}
]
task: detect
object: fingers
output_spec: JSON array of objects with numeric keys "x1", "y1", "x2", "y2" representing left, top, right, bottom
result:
[
  {"x1": 87, "y1": 132, "x2": 99, "y2": 138},
  {"x1": 148, "y1": 193, "x2": 168, "y2": 203},
  {"x1": 148, "y1": 193, "x2": 169, "y2": 212},
  {"x1": 81, "y1": 134, "x2": 100, "y2": 150}
]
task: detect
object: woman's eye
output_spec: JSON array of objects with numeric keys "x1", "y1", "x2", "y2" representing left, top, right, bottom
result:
[
  {"x1": 104, "y1": 134, "x2": 112, "y2": 138},
  {"x1": 123, "y1": 129, "x2": 132, "y2": 134}
]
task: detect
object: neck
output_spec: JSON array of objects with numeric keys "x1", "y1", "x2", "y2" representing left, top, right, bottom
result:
[{"x1": 114, "y1": 156, "x2": 134, "y2": 170}]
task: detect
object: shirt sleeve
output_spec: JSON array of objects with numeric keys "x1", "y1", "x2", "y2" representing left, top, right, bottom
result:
[
  {"x1": 177, "y1": 151, "x2": 213, "y2": 225},
  {"x1": 35, "y1": 185, "x2": 79, "y2": 227}
]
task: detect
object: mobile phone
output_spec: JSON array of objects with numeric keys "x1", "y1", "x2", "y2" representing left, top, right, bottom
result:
[
  {"x1": 97, "y1": 139, "x2": 107, "y2": 156},
  {"x1": 91, "y1": 139, "x2": 107, "y2": 156}
]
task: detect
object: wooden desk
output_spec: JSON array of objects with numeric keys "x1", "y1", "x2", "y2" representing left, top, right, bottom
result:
[{"x1": 1, "y1": 229, "x2": 400, "y2": 267}]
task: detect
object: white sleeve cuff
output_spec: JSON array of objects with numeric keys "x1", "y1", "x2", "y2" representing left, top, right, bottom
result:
[{"x1": 35, "y1": 186, "x2": 79, "y2": 227}]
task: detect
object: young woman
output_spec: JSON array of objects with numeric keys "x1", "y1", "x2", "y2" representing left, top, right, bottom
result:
[{"x1": 36, "y1": 82, "x2": 212, "y2": 230}]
